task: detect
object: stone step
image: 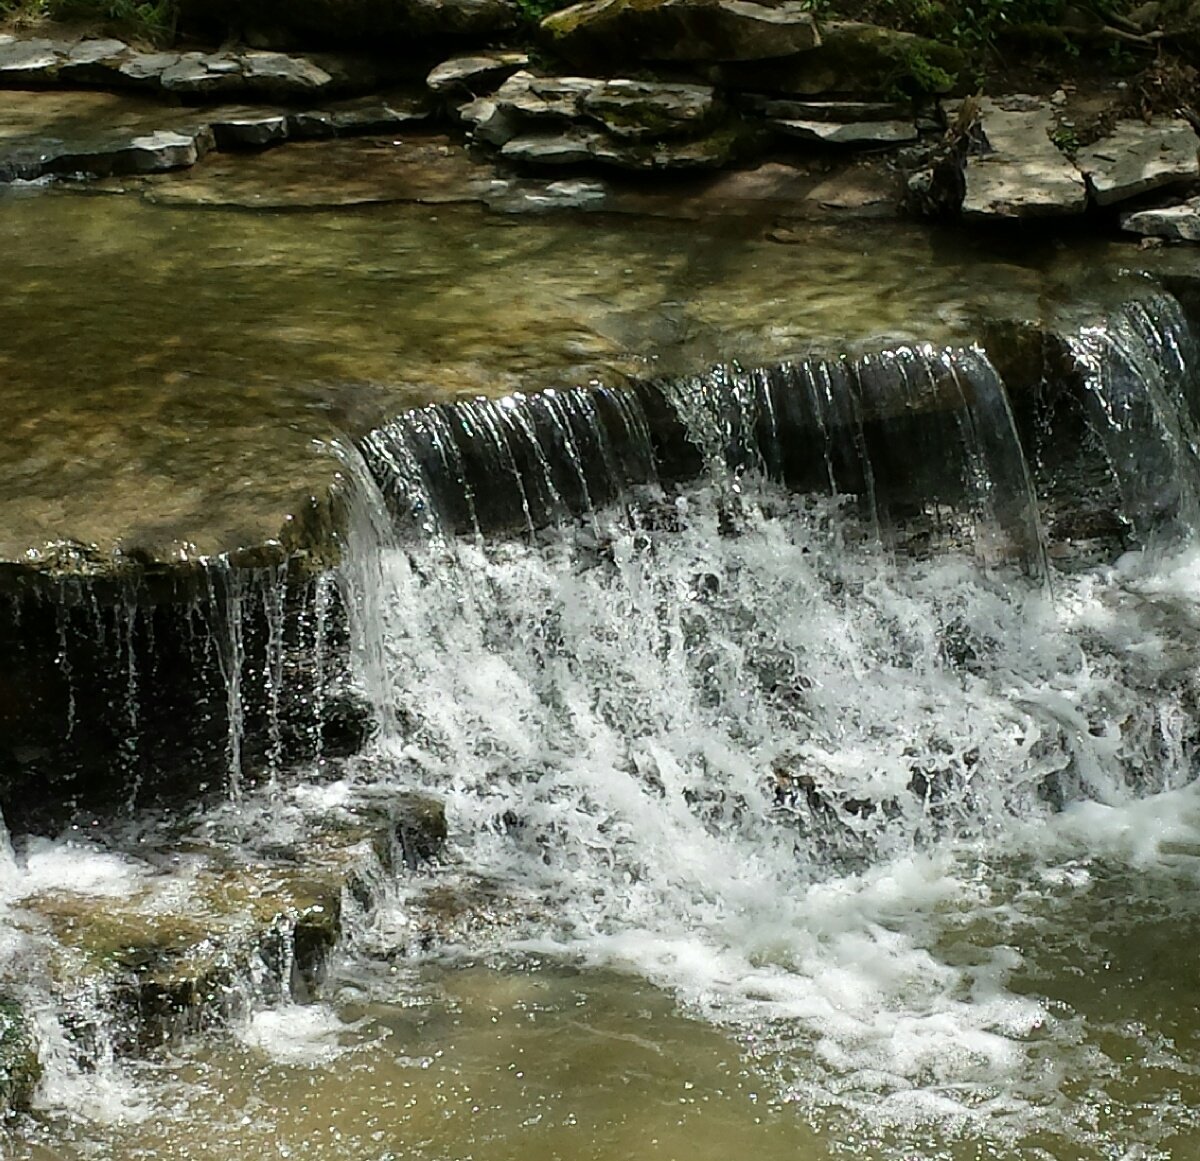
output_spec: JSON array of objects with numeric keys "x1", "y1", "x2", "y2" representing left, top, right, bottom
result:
[
  {"x1": 961, "y1": 96, "x2": 1088, "y2": 219},
  {"x1": 0, "y1": 32, "x2": 396, "y2": 100},
  {"x1": 0, "y1": 88, "x2": 430, "y2": 183},
  {"x1": 1077, "y1": 118, "x2": 1200, "y2": 207},
  {"x1": 3, "y1": 791, "x2": 447, "y2": 1071}
]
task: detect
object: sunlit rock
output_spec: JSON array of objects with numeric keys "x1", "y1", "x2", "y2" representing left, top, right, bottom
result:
[
  {"x1": 961, "y1": 97, "x2": 1087, "y2": 218},
  {"x1": 1077, "y1": 118, "x2": 1200, "y2": 206},
  {"x1": 1123, "y1": 196, "x2": 1200, "y2": 241},
  {"x1": 426, "y1": 51, "x2": 529, "y2": 96}
]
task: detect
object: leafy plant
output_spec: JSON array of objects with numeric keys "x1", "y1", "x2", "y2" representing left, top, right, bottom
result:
[
  {"x1": 43, "y1": 0, "x2": 178, "y2": 41},
  {"x1": 0, "y1": 0, "x2": 49, "y2": 20},
  {"x1": 1049, "y1": 123, "x2": 1080, "y2": 152},
  {"x1": 513, "y1": 0, "x2": 575, "y2": 26}
]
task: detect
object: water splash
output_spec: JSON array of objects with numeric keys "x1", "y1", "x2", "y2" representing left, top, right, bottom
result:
[{"x1": 328, "y1": 319, "x2": 1200, "y2": 1148}]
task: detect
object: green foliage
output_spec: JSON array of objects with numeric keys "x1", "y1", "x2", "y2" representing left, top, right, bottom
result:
[
  {"x1": 53, "y1": 0, "x2": 177, "y2": 38},
  {"x1": 0, "y1": 0, "x2": 178, "y2": 39},
  {"x1": 900, "y1": 44, "x2": 956, "y2": 92},
  {"x1": 882, "y1": 0, "x2": 1069, "y2": 49},
  {"x1": 1049, "y1": 122, "x2": 1079, "y2": 151},
  {"x1": 513, "y1": 0, "x2": 575, "y2": 26},
  {"x1": 0, "y1": 0, "x2": 48, "y2": 20}
]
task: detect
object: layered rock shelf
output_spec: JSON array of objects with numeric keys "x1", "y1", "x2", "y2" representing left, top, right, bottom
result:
[{"x1": 2, "y1": 18, "x2": 1198, "y2": 230}]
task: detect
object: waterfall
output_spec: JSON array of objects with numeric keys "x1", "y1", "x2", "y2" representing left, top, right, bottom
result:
[
  {"x1": 1065, "y1": 291, "x2": 1200, "y2": 543},
  {"x1": 9, "y1": 290, "x2": 1200, "y2": 1157},
  {"x1": 324, "y1": 305, "x2": 1200, "y2": 1137}
]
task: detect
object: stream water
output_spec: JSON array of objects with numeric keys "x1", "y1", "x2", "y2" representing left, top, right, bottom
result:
[{"x1": 5, "y1": 192, "x2": 1200, "y2": 1159}]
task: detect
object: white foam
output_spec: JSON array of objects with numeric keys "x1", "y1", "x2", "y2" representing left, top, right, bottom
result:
[
  {"x1": 342, "y1": 476, "x2": 1200, "y2": 1149},
  {"x1": 237, "y1": 1003, "x2": 371, "y2": 1066}
]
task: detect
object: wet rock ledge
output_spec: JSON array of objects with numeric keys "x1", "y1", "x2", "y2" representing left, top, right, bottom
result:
[
  {"x1": 0, "y1": 788, "x2": 450, "y2": 1120},
  {"x1": 4, "y1": 0, "x2": 1200, "y2": 827}
]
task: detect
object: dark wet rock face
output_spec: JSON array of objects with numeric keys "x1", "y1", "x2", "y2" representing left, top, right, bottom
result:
[
  {"x1": 0, "y1": 998, "x2": 39, "y2": 1120},
  {"x1": 0, "y1": 565, "x2": 363, "y2": 830},
  {"x1": 175, "y1": 0, "x2": 519, "y2": 49}
]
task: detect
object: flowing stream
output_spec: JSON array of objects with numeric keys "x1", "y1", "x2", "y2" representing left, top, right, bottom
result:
[{"x1": 7, "y1": 253, "x2": 1200, "y2": 1156}]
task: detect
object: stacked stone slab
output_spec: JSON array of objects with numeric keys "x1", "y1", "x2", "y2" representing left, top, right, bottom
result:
[
  {"x1": 457, "y1": 70, "x2": 741, "y2": 171},
  {"x1": 0, "y1": 33, "x2": 396, "y2": 99},
  {"x1": 943, "y1": 95, "x2": 1200, "y2": 222}
]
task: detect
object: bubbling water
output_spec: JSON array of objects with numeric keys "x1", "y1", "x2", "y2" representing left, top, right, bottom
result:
[{"x1": 330, "y1": 313, "x2": 1200, "y2": 1150}]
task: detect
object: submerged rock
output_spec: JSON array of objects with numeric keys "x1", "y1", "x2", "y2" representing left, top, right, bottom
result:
[
  {"x1": 961, "y1": 97, "x2": 1087, "y2": 219},
  {"x1": 541, "y1": 0, "x2": 820, "y2": 67},
  {"x1": 1076, "y1": 118, "x2": 1200, "y2": 207},
  {"x1": 10, "y1": 791, "x2": 446, "y2": 1058},
  {"x1": 285, "y1": 92, "x2": 432, "y2": 137}
]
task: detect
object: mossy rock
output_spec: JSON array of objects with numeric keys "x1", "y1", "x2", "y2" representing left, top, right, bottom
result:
[
  {"x1": 540, "y1": 0, "x2": 821, "y2": 69},
  {"x1": 0, "y1": 997, "x2": 40, "y2": 1118},
  {"x1": 14, "y1": 794, "x2": 445, "y2": 1060},
  {"x1": 714, "y1": 21, "x2": 965, "y2": 97}
]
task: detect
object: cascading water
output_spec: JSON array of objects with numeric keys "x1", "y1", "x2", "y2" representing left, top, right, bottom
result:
[
  {"x1": 320, "y1": 298, "x2": 1200, "y2": 1153},
  {"x1": 10, "y1": 291, "x2": 1200, "y2": 1161}
]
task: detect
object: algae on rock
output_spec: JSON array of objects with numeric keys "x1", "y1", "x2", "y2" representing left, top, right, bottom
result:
[{"x1": 0, "y1": 996, "x2": 39, "y2": 1118}]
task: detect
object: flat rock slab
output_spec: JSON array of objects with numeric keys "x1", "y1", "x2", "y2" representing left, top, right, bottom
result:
[
  {"x1": 742, "y1": 96, "x2": 914, "y2": 122},
  {"x1": 0, "y1": 32, "x2": 387, "y2": 99},
  {"x1": 0, "y1": 88, "x2": 430, "y2": 182},
  {"x1": 962, "y1": 97, "x2": 1087, "y2": 219},
  {"x1": 463, "y1": 71, "x2": 731, "y2": 168},
  {"x1": 426, "y1": 51, "x2": 529, "y2": 95},
  {"x1": 1077, "y1": 119, "x2": 1200, "y2": 207},
  {"x1": 541, "y1": 0, "x2": 820, "y2": 66},
  {"x1": 487, "y1": 71, "x2": 719, "y2": 140},
  {"x1": 0, "y1": 90, "x2": 216, "y2": 181},
  {"x1": 774, "y1": 118, "x2": 917, "y2": 146},
  {"x1": 1121, "y1": 197, "x2": 1200, "y2": 241}
]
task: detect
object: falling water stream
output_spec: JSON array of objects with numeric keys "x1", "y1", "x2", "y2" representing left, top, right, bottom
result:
[{"x1": 7, "y1": 247, "x2": 1200, "y2": 1156}]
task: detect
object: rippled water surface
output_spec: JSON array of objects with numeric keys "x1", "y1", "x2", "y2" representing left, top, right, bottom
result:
[{"x1": 0, "y1": 187, "x2": 1150, "y2": 557}]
